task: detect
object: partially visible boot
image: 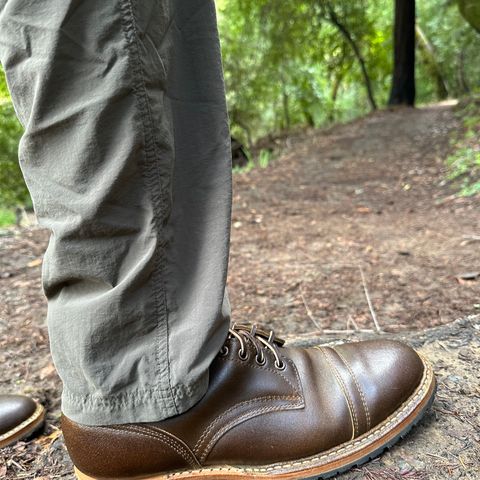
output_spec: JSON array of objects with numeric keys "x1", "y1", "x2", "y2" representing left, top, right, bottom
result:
[
  {"x1": 63, "y1": 324, "x2": 436, "y2": 480},
  {"x1": 0, "y1": 395, "x2": 45, "y2": 448}
]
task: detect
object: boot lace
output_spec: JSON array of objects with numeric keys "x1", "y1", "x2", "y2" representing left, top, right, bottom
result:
[{"x1": 220, "y1": 323, "x2": 286, "y2": 370}]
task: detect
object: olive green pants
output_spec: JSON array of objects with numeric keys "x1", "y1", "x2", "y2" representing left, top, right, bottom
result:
[{"x1": 0, "y1": 0, "x2": 232, "y2": 425}]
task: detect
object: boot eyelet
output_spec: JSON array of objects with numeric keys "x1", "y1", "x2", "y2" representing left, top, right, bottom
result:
[
  {"x1": 275, "y1": 360, "x2": 286, "y2": 370},
  {"x1": 219, "y1": 346, "x2": 229, "y2": 357},
  {"x1": 255, "y1": 354, "x2": 266, "y2": 366},
  {"x1": 238, "y1": 349, "x2": 249, "y2": 361}
]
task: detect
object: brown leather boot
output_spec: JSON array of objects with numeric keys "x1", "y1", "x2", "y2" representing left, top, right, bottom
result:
[
  {"x1": 0, "y1": 395, "x2": 45, "y2": 448},
  {"x1": 63, "y1": 324, "x2": 435, "y2": 480}
]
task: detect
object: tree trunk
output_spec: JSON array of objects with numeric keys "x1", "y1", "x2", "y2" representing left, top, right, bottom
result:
[
  {"x1": 457, "y1": 48, "x2": 470, "y2": 94},
  {"x1": 328, "y1": 72, "x2": 344, "y2": 122},
  {"x1": 389, "y1": 0, "x2": 416, "y2": 106},
  {"x1": 301, "y1": 103, "x2": 315, "y2": 127},
  {"x1": 281, "y1": 76, "x2": 291, "y2": 130},
  {"x1": 415, "y1": 25, "x2": 448, "y2": 100},
  {"x1": 326, "y1": 7, "x2": 377, "y2": 111}
]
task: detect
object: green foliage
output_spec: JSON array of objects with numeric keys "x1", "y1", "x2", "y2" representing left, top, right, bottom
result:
[
  {"x1": 258, "y1": 149, "x2": 272, "y2": 168},
  {"x1": 458, "y1": 0, "x2": 480, "y2": 32},
  {"x1": 219, "y1": 0, "x2": 480, "y2": 147},
  {"x1": 447, "y1": 100, "x2": 480, "y2": 196},
  {"x1": 0, "y1": 208, "x2": 16, "y2": 227},
  {"x1": 218, "y1": 0, "x2": 392, "y2": 145},
  {"x1": 417, "y1": 1, "x2": 480, "y2": 100},
  {"x1": 0, "y1": 69, "x2": 9, "y2": 97},
  {"x1": 232, "y1": 148, "x2": 273, "y2": 173},
  {"x1": 0, "y1": 69, "x2": 28, "y2": 209}
]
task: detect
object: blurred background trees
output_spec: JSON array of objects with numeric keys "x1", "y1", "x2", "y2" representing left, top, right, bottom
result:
[
  {"x1": 0, "y1": 73, "x2": 28, "y2": 224},
  {"x1": 1, "y1": 0, "x2": 479, "y2": 224},
  {"x1": 218, "y1": 0, "x2": 480, "y2": 141}
]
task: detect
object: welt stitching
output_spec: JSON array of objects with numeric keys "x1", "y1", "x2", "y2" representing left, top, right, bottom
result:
[
  {"x1": 0, "y1": 403, "x2": 43, "y2": 441},
  {"x1": 319, "y1": 347, "x2": 358, "y2": 437},
  {"x1": 199, "y1": 401, "x2": 304, "y2": 463},
  {"x1": 193, "y1": 394, "x2": 301, "y2": 454},
  {"x1": 151, "y1": 359, "x2": 433, "y2": 475},
  {"x1": 334, "y1": 348, "x2": 371, "y2": 431},
  {"x1": 118, "y1": 0, "x2": 176, "y2": 411},
  {"x1": 253, "y1": 358, "x2": 433, "y2": 471}
]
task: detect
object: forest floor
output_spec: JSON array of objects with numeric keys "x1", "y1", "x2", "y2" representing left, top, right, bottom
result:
[{"x1": 0, "y1": 102, "x2": 479, "y2": 478}]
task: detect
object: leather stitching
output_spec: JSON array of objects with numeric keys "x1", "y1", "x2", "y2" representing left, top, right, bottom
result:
[
  {"x1": 318, "y1": 347, "x2": 358, "y2": 439},
  {"x1": 333, "y1": 348, "x2": 371, "y2": 431},
  {"x1": 193, "y1": 394, "x2": 302, "y2": 455},
  {"x1": 106, "y1": 425, "x2": 199, "y2": 468},
  {"x1": 253, "y1": 356, "x2": 432, "y2": 472},
  {"x1": 125, "y1": 425, "x2": 201, "y2": 467},
  {"x1": 199, "y1": 401, "x2": 304, "y2": 463},
  {"x1": 158, "y1": 356, "x2": 433, "y2": 476},
  {"x1": 194, "y1": 355, "x2": 304, "y2": 461},
  {"x1": 112, "y1": 426, "x2": 192, "y2": 465},
  {"x1": 218, "y1": 355, "x2": 301, "y2": 395}
]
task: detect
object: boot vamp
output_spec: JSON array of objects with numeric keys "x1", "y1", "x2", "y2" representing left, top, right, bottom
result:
[
  {"x1": 160, "y1": 338, "x2": 424, "y2": 466},
  {"x1": 203, "y1": 345, "x2": 353, "y2": 465}
]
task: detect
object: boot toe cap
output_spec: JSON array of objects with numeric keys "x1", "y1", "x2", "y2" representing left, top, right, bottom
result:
[
  {"x1": 0, "y1": 395, "x2": 38, "y2": 436},
  {"x1": 334, "y1": 339, "x2": 425, "y2": 429}
]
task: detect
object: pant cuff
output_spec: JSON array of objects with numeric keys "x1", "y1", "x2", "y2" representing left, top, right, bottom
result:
[{"x1": 61, "y1": 373, "x2": 209, "y2": 426}]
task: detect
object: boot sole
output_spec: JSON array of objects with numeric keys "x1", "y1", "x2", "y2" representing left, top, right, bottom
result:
[
  {"x1": 75, "y1": 355, "x2": 436, "y2": 480},
  {"x1": 0, "y1": 402, "x2": 45, "y2": 449}
]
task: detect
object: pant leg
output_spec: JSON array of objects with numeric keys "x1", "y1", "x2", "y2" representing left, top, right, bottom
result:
[{"x1": 0, "y1": 0, "x2": 232, "y2": 425}]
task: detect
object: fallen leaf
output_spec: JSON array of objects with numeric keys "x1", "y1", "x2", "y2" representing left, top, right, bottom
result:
[
  {"x1": 39, "y1": 363, "x2": 56, "y2": 380},
  {"x1": 27, "y1": 258, "x2": 42, "y2": 268},
  {"x1": 356, "y1": 206, "x2": 371, "y2": 213},
  {"x1": 34, "y1": 429, "x2": 61, "y2": 448}
]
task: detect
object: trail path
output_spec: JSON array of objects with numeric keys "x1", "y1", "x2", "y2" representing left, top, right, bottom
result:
[
  {"x1": 0, "y1": 104, "x2": 478, "y2": 478},
  {"x1": 230, "y1": 103, "x2": 479, "y2": 334}
]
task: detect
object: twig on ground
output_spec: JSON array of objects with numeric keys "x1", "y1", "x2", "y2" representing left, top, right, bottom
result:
[
  {"x1": 299, "y1": 286, "x2": 323, "y2": 332},
  {"x1": 462, "y1": 235, "x2": 480, "y2": 242},
  {"x1": 346, "y1": 314, "x2": 360, "y2": 331},
  {"x1": 284, "y1": 328, "x2": 376, "y2": 342},
  {"x1": 424, "y1": 452, "x2": 450, "y2": 461},
  {"x1": 359, "y1": 266, "x2": 382, "y2": 333},
  {"x1": 324, "y1": 329, "x2": 375, "y2": 334}
]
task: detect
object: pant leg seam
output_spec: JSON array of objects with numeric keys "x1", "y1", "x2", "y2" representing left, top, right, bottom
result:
[{"x1": 118, "y1": 0, "x2": 178, "y2": 414}]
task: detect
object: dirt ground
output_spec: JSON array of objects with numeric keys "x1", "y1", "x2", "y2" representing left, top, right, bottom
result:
[
  {"x1": 229, "y1": 103, "x2": 479, "y2": 335},
  {"x1": 0, "y1": 103, "x2": 479, "y2": 478}
]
